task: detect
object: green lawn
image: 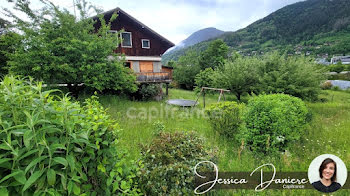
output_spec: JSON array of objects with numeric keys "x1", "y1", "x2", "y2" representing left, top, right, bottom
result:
[{"x1": 95, "y1": 89, "x2": 350, "y2": 196}]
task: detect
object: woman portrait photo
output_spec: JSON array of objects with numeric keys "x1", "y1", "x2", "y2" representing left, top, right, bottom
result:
[{"x1": 311, "y1": 158, "x2": 341, "y2": 193}]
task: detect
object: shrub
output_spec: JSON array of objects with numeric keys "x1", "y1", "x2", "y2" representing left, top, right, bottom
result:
[
  {"x1": 346, "y1": 64, "x2": 350, "y2": 71},
  {"x1": 241, "y1": 94, "x2": 309, "y2": 155},
  {"x1": 0, "y1": 76, "x2": 140, "y2": 195},
  {"x1": 205, "y1": 101, "x2": 245, "y2": 137},
  {"x1": 139, "y1": 131, "x2": 216, "y2": 195},
  {"x1": 134, "y1": 83, "x2": 161, "y2": 100},
  {"x1": 328, "y1": 72, "x2": 350, "y2": 81},
  {"x1": 329, "y1": 63, "x2": 345, "y2": 73}
]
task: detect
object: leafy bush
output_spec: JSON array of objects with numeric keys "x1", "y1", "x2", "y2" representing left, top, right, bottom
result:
[
  {"x1": 329, "y1": 63, "x2": 345, "y2": 73},
  {"x1": 346, "y1": 64, "x2": 350, "y2": 71},
  {"x1": 328, "y1": 72, "x2": 350, "y2": 81},
  {"x1": 0, "y1": 76, "x2": 140, "y2": 195},
  {"x1": 205, "y1": 101, "x2": 245, "y2": 137},
  {"x1": 241, "y1": 94, "x2": 309, "y2": 155},
  {"x1": 134, "y1": 83, "x2": 161, "y2": 100},
  {"x1": 139, "y1": 131, "x2": 216, "y2": 195}
]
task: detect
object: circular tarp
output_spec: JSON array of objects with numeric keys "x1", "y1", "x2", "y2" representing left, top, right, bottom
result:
[{"x1": 166, "y1": 99, "x2": 198, "y2": 107}]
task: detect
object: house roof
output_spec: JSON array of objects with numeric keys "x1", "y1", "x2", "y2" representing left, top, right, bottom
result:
[{"x1": 94, "y1": 7, "x2": 174, "y2": 47}]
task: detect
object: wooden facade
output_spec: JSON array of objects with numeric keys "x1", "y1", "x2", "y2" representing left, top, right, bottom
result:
[
  {"x1": 94, "y1": 8, "x2": 173, "y2": 56},
  {"x1": 161, "y1": 66, "x2": 173, "y2": 79},
  {"x1": 93, "y1": 8, "x2": 174, "y2": 84}
]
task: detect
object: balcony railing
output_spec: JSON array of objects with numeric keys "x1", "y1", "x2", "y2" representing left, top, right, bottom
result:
[{"x1": 136, "y1": 72, "x2": 171, "y2": 83}]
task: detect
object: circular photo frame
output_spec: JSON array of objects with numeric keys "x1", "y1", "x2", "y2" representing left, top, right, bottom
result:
[{"x1": 308, "y1": 154, "x2": 347, "y2": 193}]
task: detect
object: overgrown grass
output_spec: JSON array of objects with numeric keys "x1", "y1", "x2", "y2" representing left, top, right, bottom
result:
[{"x1": 94, "y1": 89, "x2": 350, "y2": 195}]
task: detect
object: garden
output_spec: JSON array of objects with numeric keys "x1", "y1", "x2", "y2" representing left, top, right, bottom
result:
[{"x1": 1, "y1": 0, "x2": 350, "y2": 195}]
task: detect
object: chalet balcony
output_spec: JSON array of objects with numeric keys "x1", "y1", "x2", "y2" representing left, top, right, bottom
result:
[{"x1": 136, "y1": 72, "x2": 172, "y2": 83}]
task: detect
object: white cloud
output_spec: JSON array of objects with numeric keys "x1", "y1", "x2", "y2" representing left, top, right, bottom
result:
[{"x1": 1, "y1": 0, "x2": 303, "y2": 44}]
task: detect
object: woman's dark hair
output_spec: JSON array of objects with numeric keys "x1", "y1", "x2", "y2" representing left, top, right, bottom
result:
[{"x1": 319, "y1": 158, "x2": 337, "y2": 182}]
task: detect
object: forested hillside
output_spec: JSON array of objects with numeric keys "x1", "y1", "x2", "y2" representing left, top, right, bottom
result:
[{"x1": 163, "y1": 0, "x2": 350, "y2": 63}]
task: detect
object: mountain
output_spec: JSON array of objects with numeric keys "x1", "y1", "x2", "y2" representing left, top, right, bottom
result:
[
  {"x1": 163, "y1": 0, "x2": 350, "y2": 63},
  {"x1": 170, "y1": 27, "x2": 225, "y2": 51},
  {"x1": 162, "y1": 27, "x2": 225, "y2": 62}
]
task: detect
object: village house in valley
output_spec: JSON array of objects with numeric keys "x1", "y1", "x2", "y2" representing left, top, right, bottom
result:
[
  {"x1": 331, "y1": 56, "x2": 350, "y2": 65},
  {"x1": 93, "y1": 7, "x2": 174, "y2": 93}
]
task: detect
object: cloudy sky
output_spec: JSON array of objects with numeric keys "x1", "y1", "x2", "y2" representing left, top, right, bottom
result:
[{"x1": 1, "y1": 0, "x2": 304, "y2": 44}]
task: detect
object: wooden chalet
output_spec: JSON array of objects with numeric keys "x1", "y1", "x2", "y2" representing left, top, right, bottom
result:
[{"x1": 93, "y1": 8, "x2": 174, "y2": 86}]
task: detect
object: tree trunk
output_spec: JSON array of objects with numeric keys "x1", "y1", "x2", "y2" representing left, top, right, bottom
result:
[{"x1": 236, "y1": 93, "x2": 241, "y2": 101}]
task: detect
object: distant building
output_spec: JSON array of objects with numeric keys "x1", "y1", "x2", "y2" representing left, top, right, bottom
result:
[{"x1": 331, "y1": 56, "x2": 350, "y2": 64}]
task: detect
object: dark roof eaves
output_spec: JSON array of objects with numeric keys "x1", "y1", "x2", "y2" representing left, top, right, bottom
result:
[{"x1": 96, "y1": 7, "x2": 174, "y2": 47}]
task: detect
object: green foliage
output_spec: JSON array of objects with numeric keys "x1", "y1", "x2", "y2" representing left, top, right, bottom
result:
[
  {"x1": 328, "y1": 72, "x2": 350, "y2": 81},
  {"x1": 173, "y1": 50, "x2": 201, "y2": 90},
  {"x1": 198, "y1": 39, "x2": 229, "y2": 70},
  {"x1": 166, "y1": 60, "x2": 175, "y2": 67},
  {"x1": 259, "y1": 53, "x2": 327, "y2": 101},
  {"x1": 241, "y1": 94, "x2": 309, "y2": 155},
  {"x1": 205, "y1": 101, "x2": 245, "y2": 137},
  {"x1": 173, "y1": 40, "x2": 229, "y2": 90},
  {"x1": 0, "y1": 32, "x2": 21, "y2": 77},
  {"x1": 196, "y1": 53, "x2": 326, "y2": 101},
  {"x1": 136, "y1": 84, "x2": 161, "y2": 100},
  {"x1": 331, "y1": 86, "x2": 341, "y2": 91},
  {"x1": 152, "y1": 121, "x2": 165, "y2": 135},
  {"x1": 0, "y1": 17, "x2": 9, "y2": 35},
  {"x1": 346, "y1": 64, "x2": 350, "y2": 71},
  {"x1": 213, "y1": 56, "x2": 261, "y2": 100},
  {"x1": 329, "y1": 63, "x2": 345, "y2": 73},
  {"x1": 139, "y1": 131, "x2": 215, "y2": 195},
  {"x1": 5, "y1": 0, "x2": 137, "y2": 94},
  {"x1": 0, "y1": 17, "x2": 7, "y2": 73},
  {"x1": 0, "y1": 76, "x2": 140, "y2": 195},
  {"x1": 194, "y1": 68, "x2": 215, "y2": 92}
]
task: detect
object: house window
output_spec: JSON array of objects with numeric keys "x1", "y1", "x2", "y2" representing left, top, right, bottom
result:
[
  {"x1": 108, "y1": 30, "x2": 119, "y2": 40},
  {"x1": 124, "y1": 62, "x2": 131, "y2": 68},
  {"x1": 142, "y1": 39, "x2": 150, "y2": 49},
  {"x1": 121, "y1": 32, "x2": 132, "y2": 48}
]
